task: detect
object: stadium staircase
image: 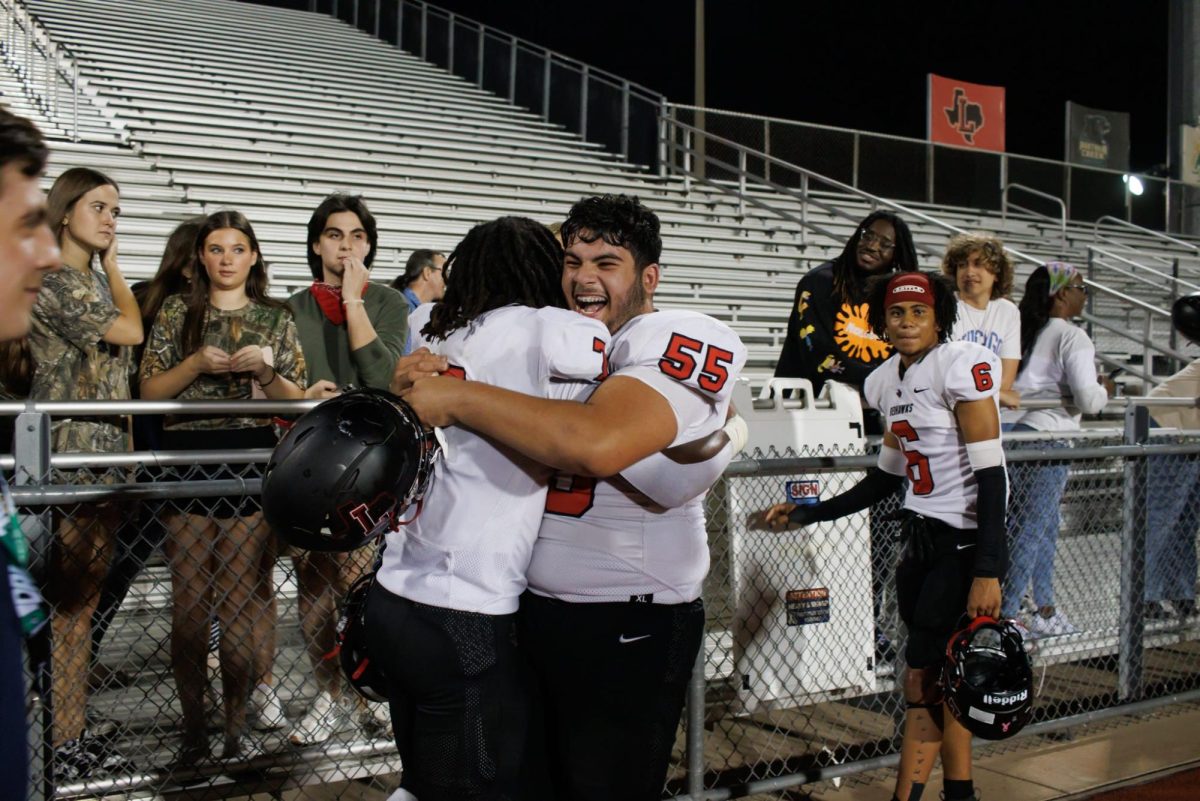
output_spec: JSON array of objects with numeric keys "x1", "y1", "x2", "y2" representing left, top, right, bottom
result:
[{"x1": 6, "y1": 0, "x2": 1196, "y2": 388}]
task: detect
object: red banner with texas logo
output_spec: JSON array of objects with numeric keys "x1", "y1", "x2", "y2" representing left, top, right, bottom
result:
[{"x1": 928, "y1": 73, "x2": 1005, "y2": 153}]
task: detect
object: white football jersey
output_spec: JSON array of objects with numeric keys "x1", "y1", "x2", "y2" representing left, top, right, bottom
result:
[
  {"x1": 863, "y1": 340, "x2": 1002, "y2": 530},
  {"x1": 376, "y1": 304, "x2": 610, "y2": 614},
  {"x1": 528, "y1": 310, "x2": 748, "y2": 604},
  {"x1": 407, "y1": 302, "x2": 434, "y2": 351}
]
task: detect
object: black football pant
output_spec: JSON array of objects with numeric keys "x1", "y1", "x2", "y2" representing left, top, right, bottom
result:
[{"x1": 519, "y1": 591, "x2": 705, "y2": 801}]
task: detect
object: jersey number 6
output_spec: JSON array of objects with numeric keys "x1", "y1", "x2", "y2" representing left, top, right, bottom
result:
[
  {"x1": 890, "y1": 420, "x2": 934, "y2": 496},
  {"x1": 659, "y1": 332, "x2": 733, "y2": 393}
]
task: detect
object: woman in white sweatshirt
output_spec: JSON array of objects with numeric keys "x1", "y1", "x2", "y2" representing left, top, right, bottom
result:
[{"x1": 1002, "y1": 262, "x2": 1112, "y2": 637}]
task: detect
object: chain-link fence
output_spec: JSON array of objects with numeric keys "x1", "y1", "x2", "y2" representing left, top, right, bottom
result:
[{"x1": 3, "y1": 403, "x2": 1199, "y2": 800}]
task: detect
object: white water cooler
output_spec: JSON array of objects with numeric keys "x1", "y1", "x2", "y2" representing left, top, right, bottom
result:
[{"x1": 723, "y1": 377, "x2": 876, "y2": 713}]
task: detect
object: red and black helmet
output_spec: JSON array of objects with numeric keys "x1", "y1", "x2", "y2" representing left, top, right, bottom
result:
[
  {"x1": 336, "y1": 573, "x2": 389, "y2": 704},
  {"x1": 262, "y1": 388, "x2": 440, "y2": 551},
  {"x1": 942, "y1": 616, "x2": 1034, "y2": 740}
]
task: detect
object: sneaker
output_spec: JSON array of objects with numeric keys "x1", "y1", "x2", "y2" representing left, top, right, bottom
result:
[
  {"x1": 357, "y1": 699, "x2": 393, "y2": 739},
  {"x1": 1175, "y1": 599, "x2": 1197, "y2": 619},
  {"x1": 1144, "y1": 600, "x2": 1173, "y2": 620},
  {"x1": 1010, "y1": 617, "x2": 1038, "y2": 651},
  {"x1": 1030, "y1": 609, "x2": 1078, "y2": 637},
  {"x1": 53, "y1": 732, "x2": 134, "y2": 781},
  {"x1": 288, "y1": 691, "x2": 351, "y2": 745},
  {"x1": 205, "y1": 650, "x2": 222, "y2": 723},
  {"x1": 251, "y1": 683, "x2": 287, "y2": 731}
]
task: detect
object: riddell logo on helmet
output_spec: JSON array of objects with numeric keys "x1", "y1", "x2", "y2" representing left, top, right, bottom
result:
[
  {"x1": 984, "y1": 689, "x2": 1028, "y2": 705},
  {"x1": 891, "y1": 284, "x2": 926, "y2": 295}
]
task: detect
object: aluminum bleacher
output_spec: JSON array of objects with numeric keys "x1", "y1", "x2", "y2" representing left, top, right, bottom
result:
[{"x1": 10, "y1": 0, "x2": 1198, "y2": 387}]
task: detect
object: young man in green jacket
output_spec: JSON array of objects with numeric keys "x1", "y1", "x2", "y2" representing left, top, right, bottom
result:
[{"x1": 284, "y1": 193, "x2": 407, "y2": 743}]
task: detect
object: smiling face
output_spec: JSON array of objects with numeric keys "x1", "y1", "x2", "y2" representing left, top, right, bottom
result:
[
  {"x1": 200, "y1": 227, "x2": 257, "y2": 293},
  {"x1": 855, "y1": 218, "x2": 896, "y2": 273},
  {"x1": 885, "y1": 300, "x2": 940, "y2": 363},
  {"x1": 63, "y1": 183, "x2": 119, "y2": 253},
  {"x1": 956, "y1": 250, "x2": 997, "y2": 306},
  {"x1": 562, "y1": 232, "x2": 658, "y2": 333},
  {"x1": 0, "y1": 161, "x2": 59, "y2": 340},
  {"x1": 312, "y1": 210, "x2": 370, "y2": 283}
]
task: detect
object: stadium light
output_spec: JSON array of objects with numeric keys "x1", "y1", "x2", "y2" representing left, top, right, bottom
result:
[{"x1": 1122, "y1": 174, "x2": 1145, "y2": 196}]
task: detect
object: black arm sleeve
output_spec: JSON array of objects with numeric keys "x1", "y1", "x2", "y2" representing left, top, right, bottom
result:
[
  {"x1": 788, "y1": 468, "x2": 904, "y2": 525},
  {"x1": 971, "y1": 465, "x2": 1008, "y2": 578}
]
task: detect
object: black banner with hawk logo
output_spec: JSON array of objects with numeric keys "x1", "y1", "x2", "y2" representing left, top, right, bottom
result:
[{"x1": 1066, "y1": 101, "x2": 1130, "y2": 171}]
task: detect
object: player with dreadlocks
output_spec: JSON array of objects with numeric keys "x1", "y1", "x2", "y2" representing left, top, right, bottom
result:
[
  {"x1": 763, "y1": 270, "x2": 1007, "y2": 801},
  {"x1": 363, "y1": 216, "x2": 610, "y2": 801}
]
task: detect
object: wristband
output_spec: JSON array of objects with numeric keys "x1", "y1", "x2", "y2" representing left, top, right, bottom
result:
[
  {"x1": 343, "y1": 298, "x2": 365, "y2": 306},
  {"x1": 258, "y1": 367, "x2": 278, "y2": 387},
  {"x1": 722, "y1": 414, "x2": 749, "y2": 454},
  {"x1": 966, "y1": 438, "x2": 1004, "y2": 471}
]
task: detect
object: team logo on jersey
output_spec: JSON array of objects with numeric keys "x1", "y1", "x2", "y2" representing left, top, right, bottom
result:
[
  {"x1": 786, "y1": 479, "x2": 821, "y2": 505},
  {"x1": 834, "y1": 302, "x2": 890, "y2": 363}
]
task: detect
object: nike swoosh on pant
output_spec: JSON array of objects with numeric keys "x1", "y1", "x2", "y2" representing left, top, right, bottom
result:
[{"x1": 618, "y1": 634, "x2": 652, "y2": 644}]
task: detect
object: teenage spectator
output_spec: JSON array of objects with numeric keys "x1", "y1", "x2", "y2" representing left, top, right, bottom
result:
[
  {"x1": 28, "y1": 167, "x2": 142, "y2": 779},
  {"x1": 774, "y1": 210, "x2": 918, "y2": 404},
  {"x1": 285, "y1": 193, "x2": 404, "y2": 744},
  {"x1": 1002, "y1": 263, "x2": 1112, "y2": 637},
  {"x1": 0, "y1": 108, "x2": 59, "y2": 801},
  {"x1": 365, "y1": 217, "x2": 611, "y2": 801},
  {"x1": 140, "y1": 210, "x2": 307, "y2": 762},
  {"x1": 942, "y1": 233, "x2": 1020, "y2": 408},
  {"x1": 1144, "y1": 293, "x2": 1200, "y2": 619},
  {"x1": 392, "y1": 248, "x2": 445, "y2": 312},
  {"x1": 762, "y1": 271, "x2": 1006, "y2": 801},
  {"x1": 88, "y1": 216, "x2": 206, "y2": 691}
]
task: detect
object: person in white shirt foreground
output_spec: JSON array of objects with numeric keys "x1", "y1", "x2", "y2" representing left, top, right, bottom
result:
[
  {"x1": 398, "y1": 194, "x2": 747, "y2": 801},
  {"x1": 1001, "y1": 262, "x2": 1112, "y2": 637},
  {"x1": 761, "y1": 271, "x2": 1005, "y2": 801}
]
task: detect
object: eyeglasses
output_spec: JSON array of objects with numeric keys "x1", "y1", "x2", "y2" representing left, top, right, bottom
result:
[
  {"x1": 859, "y1": 229, "x2": 896, "y2": 251},
  {"x1": 1065, "y1": 283, "x2": 1089, "y2": 295}
]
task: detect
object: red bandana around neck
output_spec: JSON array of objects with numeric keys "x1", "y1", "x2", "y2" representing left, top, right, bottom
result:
[{"x1": 309, "y1": 281, "x2": 368, "y2": 326}]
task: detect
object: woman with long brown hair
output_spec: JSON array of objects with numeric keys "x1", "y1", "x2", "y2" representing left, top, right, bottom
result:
[
  {"x1": 27, "y1": 167, "x2": 143, "y2": 779},
  {"x1": 140, "y1": 210, "x2": 306, "y2": 762}
]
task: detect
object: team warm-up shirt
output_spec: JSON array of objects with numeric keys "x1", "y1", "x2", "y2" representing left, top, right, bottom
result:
[
  {"x1": 527, "y1": 309, "x2": 748, "y2": 604},
  {"x1": 863, "y1": 340, "x2": 1003, "y2": 530},
  {"x1": 376, "y1": 304, "x2": 610, "y2": 614},
  {"x1": 950, "y1": 297, "x2": 1020, "y2": 362}
]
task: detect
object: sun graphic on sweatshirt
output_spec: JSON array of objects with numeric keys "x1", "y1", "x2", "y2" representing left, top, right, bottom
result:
[{"x1": 834, "y1": 302, "x2": 890, "y2": 362}]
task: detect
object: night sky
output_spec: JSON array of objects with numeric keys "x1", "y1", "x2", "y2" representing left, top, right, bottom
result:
[{"x1": 412, "y1": 1, "x2": 1170, "y2": 172}]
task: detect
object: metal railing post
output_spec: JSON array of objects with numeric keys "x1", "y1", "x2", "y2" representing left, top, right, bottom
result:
[
  {"x1": 685, "y1": 645, "x2": 706, "y2": 799},
  {"x1": 657, "y1": 99, "x2": 669, "y2": 178},
  {"x1": 926, "y1": 142, "x2": 935, "y2": 204},
  {"x1": 737, "y1": 149, "x2": 747, "y2": 218},
  {"x1": 507, "y1": 35, "x2": 517, "y2": 101},
  {"x1": 620, "y1": 80, "x2": 630, "y2": 161},
  {"x1": 1170, "y1": 258, "x2": 1180, "y2": 355},
  {"x1": 419, "y1": 3, "x2": 427, "y2": 58},
  {"x1": 542, "y1": 51, "x2": 551, "y2": 118},
  {"x1": 763, "y1": 117, "x2": 771, "y2": 185},
  {"x1": 1085, "y1": 248, "x2": 1095, "y2": 340},
  {"x1": 851, "y1": 130, "x2": 859, "y2": 189},
  {"x1": 397, "y1": 0, "x2": 404, "y2": 49},
  {"x1": 71, "y1": 63, "x2": 77, "y2": 142},
  {"x1": 475, "y1": 24, "x2": 483, "y2": 86},
  {"x1": 351, "y1": 0, "x2": 358, "y2": 27},
  {"x1": 579, "y1": 64, "x2": 589, "y2": 141},
  {"x1": 683, "y1": 128, "x2": 693, "y2": 194},
  {"x1": 1118, "y1": 404, "x2": 1149, "y2": 701},
  {"x1": 800, "y1": 173, "x2": 809, "y2": 246},
  {"x1": 373, "y1": 0, "x2": 380, "y2": 37},
  {"x1": 446, "y1": 12, "x2": 454, "y2": 71}
]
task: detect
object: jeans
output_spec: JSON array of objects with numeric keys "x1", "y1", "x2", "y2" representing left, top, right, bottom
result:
[
  {"x1": 1002, "y1": 424, "x2": 1070, "y2": 618},
  {"x1": 1145, "y1": 450, "x2": 1200, "y2": 603}
]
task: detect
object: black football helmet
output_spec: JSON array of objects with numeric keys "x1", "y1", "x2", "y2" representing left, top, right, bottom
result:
[
  {"x1": 1173, "y1": 292, "x2": 1200, "y2": 344},
  {"x1": 262, "y1": 388, "x2": 440, "y2": 551},
  {"x1": 942, "y1": 616, "x2": 1034, "y2": 740},
  {"x1": 336, "y1": 573, "x2": 389, "y2": 704}
]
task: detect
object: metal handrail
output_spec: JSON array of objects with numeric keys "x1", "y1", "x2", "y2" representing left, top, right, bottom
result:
[
  {"x1": 0, "y1": 398, "x2": 319, "y2": 415},
  {"x1": 1002, "y1": 183, "x2": 1067, "y2": 248},
  {"x1": 1095, "y1": 215, "x2": 1200, "y2": 254},
  {"x1": 1089, "y1": 246, "x2": 1200, "y2": 296},
  {"x1": 0, "y1": 0, "x2": 80, "y2": 140}
]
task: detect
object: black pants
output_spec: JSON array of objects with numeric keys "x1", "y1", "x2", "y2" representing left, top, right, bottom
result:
[
  {"x1": 895, "y1": 520, "x2": 977, "y2": 669},
  {"x1": 519, "y1": 592, "x2": 705, "y2": 801},
  {"x1": 364, "y1": 584, "x2": 527, "y2": 801}
]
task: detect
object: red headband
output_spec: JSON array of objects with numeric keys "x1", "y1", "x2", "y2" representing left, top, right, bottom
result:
[{"x1": 884, "y1": 272, "x2": 933, "y2": 309}]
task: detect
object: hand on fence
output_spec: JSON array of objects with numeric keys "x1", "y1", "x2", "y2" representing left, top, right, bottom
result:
[
  {"x1": 390, "y1": 347, "x2": 448, "y2": 395},
  {"x1": 966, "y1": 577, "x2": 1002, "y2": 618},
  {"x1": 759, "y1": 502, "x2": 815, "y2": 531},
  {"x1": 304, "y1": 379, "x2": 340, "y2": 400},
  {"x1": 190, "y1": 345, "x2": 232, "y2": 375}
]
